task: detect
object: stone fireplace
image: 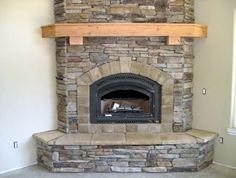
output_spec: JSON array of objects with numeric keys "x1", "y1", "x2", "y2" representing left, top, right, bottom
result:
[
  {"x1": 55, "y1": 0, "x2": 195, "y2": 134},
  {"x1": 34, "y1": 0, "x2": 218, "y2": 173}
]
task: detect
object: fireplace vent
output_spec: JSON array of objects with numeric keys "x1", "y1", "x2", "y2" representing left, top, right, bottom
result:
[{"x1": 90, "y1": 73, "x2": 161, "y2": 124}]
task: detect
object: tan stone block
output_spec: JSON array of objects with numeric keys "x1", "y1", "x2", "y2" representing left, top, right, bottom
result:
[
  {"x1": 163, "y1": 77, "x2": 174, "y2": 86},
  {"x1": 89, "y1": 67, "x2": 102, "y2": 82},
  {"x1": 99, "y1": 63, "x2": 111, "y2": 77},
  {"x1": 137, "y1": 124, "x2": 161, "y2": 133},
  {"x1": 140, "y1": 64, "x2": 151, "y2": 77},
  {"x1": 120, "y1": 57, "x2": 132, "y2": 73},
  {"x1": 102, "y1": 124, "x2": 126, "y2": 133},
  {"x1": 162, "y1": 112, "x2": 174, "y2": 124},
  {"x1": 78, "y1": 106, "x2": 89, "y2": 115},
  {"x1": 162, "y1": 96, "x2": 174, "y2": 105},
  {"x1": 157, "y1": 161, "x2": 172, "y2": 167},
  {"x1": 77, "y1": 78, "x2": 86, "y2": 86},
  {"x1": 160, "y1": 133, "x2": 196, "y2": 144},
  {"x1": 160, "y1": 123, "x2": 172, "y2": 132},
  {"x1": 58, "y1": 113, "x2": 67, "y2": 123},
  {"x1": 186, "y1": 129, "x2": 218, "y2": 143},
  {"x1": 69, "y1": 123, "x2": 78, "y2": 131},
  {"x1": 139, "y1": 5, "x2": 155, "y2": 10},
  {"x1": 102, "y1": 124, "x2": 114, "y2": 133},
  {"x1": 78, "y1": 115, "x2": 89, "y2": 124},
  {"x1": 77, "y1": 86, "x2": 89, "y2": 97},
  {"x1": 67, "y1": 45, "x2": 85, "y2": 53},
  {"x1": 109, "y1": 4, "x2": 140, "y2": 15},
  {"x1": 113, "y1": 124, "x2": 126, "y2": 133},
  {"x1": 149, "y1": 68, "x2": 162, "y2": 82},
  {"x1": 78, "y1": 72, "x2": 92, "y2": 85},
  {"x1": 57, "y1": 121, "x2": 69, "y2": 133},
  {"x1": 88, "y1": 124, "x2": 103, "y2": 134},
  {"x1": 162, "y1": 105, "x2": 174, "y2": 114},
  {"x1": 110, "y1": 61, "x2": 121, "y2": 74},
  {"x1": 67, "y1": 95, "x2": 76, "y2": 103},
  {"x1": 33, "y1": 130, "x2": 65, "y2": 144},
  {"x1": 126, "y1": 124, "x2": 138, "y2": 132},
  {"x1": 83, "y1": 66, "x2": 93, "y2": 72},
  {"x1": 139, "y1": 6, "x2": 156, "y2": 16},
  {"x1": 126, "y1": 133, "x2": 162, "y2": 145},
  {"x1": 162, "y1": 84, "x2": 174, "y2": 96},
  {"x1": 78, "y1": 97, "x2": 89, "y2": 107},
  {"x1": 78, "y1": 124, "x2": 89, "y2": 133},
  {"x1": 157, "y1": 74, "x2": 171, "y2": 85},
  {"x1": 131, "y1": 61, "x2": 142, "y2": 74},
  {"x1": 91, "y1": 133, "x2": 126, "y2": 145},
  {"x1": 54, "y1": 133, "x2": 92, "y2": 145}
]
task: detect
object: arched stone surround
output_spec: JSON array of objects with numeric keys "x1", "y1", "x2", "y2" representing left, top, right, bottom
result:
[{"x1": 76, "y1": 59, "x2": 174, "y2": 133}]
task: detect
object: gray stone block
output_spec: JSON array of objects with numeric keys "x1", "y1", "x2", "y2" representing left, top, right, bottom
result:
[
  {"x1": 111, "y1": 166, "x2": 142, "y2": 172},
  {"x1": 143, "y1": 167, "x2": 167, "y2": 173},
  {"x1": 172, "y1": 158, "x2": 196, "y2": 168}
]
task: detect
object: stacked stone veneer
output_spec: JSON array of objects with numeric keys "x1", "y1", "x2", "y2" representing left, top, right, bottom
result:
[
  {"x1": 54, "y1": 0, "x2": 194, "y2": 23},
  {"x1": 37, "y1": 141, "x2": 214, "y2": 173},
  {"x1": 54, "y1": 0, "x2": 195, "y2": 133}
]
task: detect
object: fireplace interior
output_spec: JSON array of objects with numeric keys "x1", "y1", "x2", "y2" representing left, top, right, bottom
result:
[{"x1": 90, "y1": 73, "x2": 161, "y2": 123}]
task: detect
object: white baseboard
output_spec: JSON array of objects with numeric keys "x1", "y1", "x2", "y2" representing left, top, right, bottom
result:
[
  {"x1": 213, "y1": 161, "x2": 236, "y2": 170},
  {"x1": 0, "y1": 162, "x2": 37, "y2": 175}
]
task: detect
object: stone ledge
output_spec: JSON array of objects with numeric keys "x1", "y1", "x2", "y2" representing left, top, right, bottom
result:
[
  {"x1": 33, "y1": 129, "x2": 218, "y2": 146},
  {"x1": 186, "y1": 129, "x2": 219, "y2": 143},
  {"x1": 33, "y1": 130, "x2": 65, "y2": 144}
]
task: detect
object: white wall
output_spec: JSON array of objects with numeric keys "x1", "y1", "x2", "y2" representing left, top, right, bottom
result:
[
  {"x1": 0, "y1": 0, "x2": 57, "y2": 173},
  {"x1": 194, "y1": 0, "x2": 236, "y2": 168}
]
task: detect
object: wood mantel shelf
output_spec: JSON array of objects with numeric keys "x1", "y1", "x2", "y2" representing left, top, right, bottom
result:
[{"x1": 42, "y1": 23, "x2": 207, "y2": 45}]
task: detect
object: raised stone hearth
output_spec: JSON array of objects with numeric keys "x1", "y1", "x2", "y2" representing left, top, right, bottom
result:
[{"x1": 34, "y1": 129, "x2": 217, "y2": 173}]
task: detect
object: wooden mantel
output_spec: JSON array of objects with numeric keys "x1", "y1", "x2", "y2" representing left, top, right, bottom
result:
[{"x1": 42, "y1": 23, "x2": 207, "y2": 45}]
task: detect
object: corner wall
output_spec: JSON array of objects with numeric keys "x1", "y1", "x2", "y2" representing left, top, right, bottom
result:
[
  {"x1": 0, "y1": 0, "x2": 57, "y2": 173},
  {"x1": 193, "y1": 0, "x2": 236, "y2": 168}
]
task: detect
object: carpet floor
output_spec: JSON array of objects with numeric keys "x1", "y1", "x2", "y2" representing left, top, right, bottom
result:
[{"x1": 0, "y1": 164, "x2": 236, "y2": 178}]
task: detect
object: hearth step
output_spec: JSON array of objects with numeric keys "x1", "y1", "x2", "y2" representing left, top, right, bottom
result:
[{"x1": 33, "y1": 129, "x2": 218, "y2": 173}]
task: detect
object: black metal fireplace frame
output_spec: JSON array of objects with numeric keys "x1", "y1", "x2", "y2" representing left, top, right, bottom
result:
[{"x1": 90, "y1": 73, "x2": 161, "y2": 123}]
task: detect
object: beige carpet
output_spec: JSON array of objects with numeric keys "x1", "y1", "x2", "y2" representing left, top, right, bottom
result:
[{"x1": 0, "y1": 164, "x2": 236, "y2": 178}]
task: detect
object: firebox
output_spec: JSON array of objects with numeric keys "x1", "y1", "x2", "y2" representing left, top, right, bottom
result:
[{"x1": 90, "y1": 73, "x2": 161, "y2": 123}]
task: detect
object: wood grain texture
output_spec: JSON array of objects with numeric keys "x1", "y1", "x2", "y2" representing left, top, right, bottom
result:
[
  {"x1": 69, "y1": 36, "x2": 83, "y2": 45},
  {"x1": 168, "y1": 36, "x2": 181, "y2": 45},
  {"x1": 41, "y1": 23, "x2": 207, "y2": 45}
]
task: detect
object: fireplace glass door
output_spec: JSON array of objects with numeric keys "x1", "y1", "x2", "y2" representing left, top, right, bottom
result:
[{"x1": 90, "y1": 73, "x2": 161, "y2": 123}]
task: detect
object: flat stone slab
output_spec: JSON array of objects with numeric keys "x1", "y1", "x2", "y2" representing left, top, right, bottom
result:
[
  {"x1": 127, "y1": 133, "x2": 162, "y2": 145},
  {"x1": 186, "y1": 129, "x2": 218, "y2": 143},
  {"x1": 91, "y1": 133, "x2": 126, "y2": 145},
  {"x1": 53, "y1": 133, "x2": 92, "y2": 145},
  {"x1": 33, "y1": 129, "x2": 218, "y2": 146},
  {"x1": 160, "y1": 133, "x2": 197, "y2": 144},
  {"x1": 33, "y1": 130, "x2": 65, "y2": 144}
]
